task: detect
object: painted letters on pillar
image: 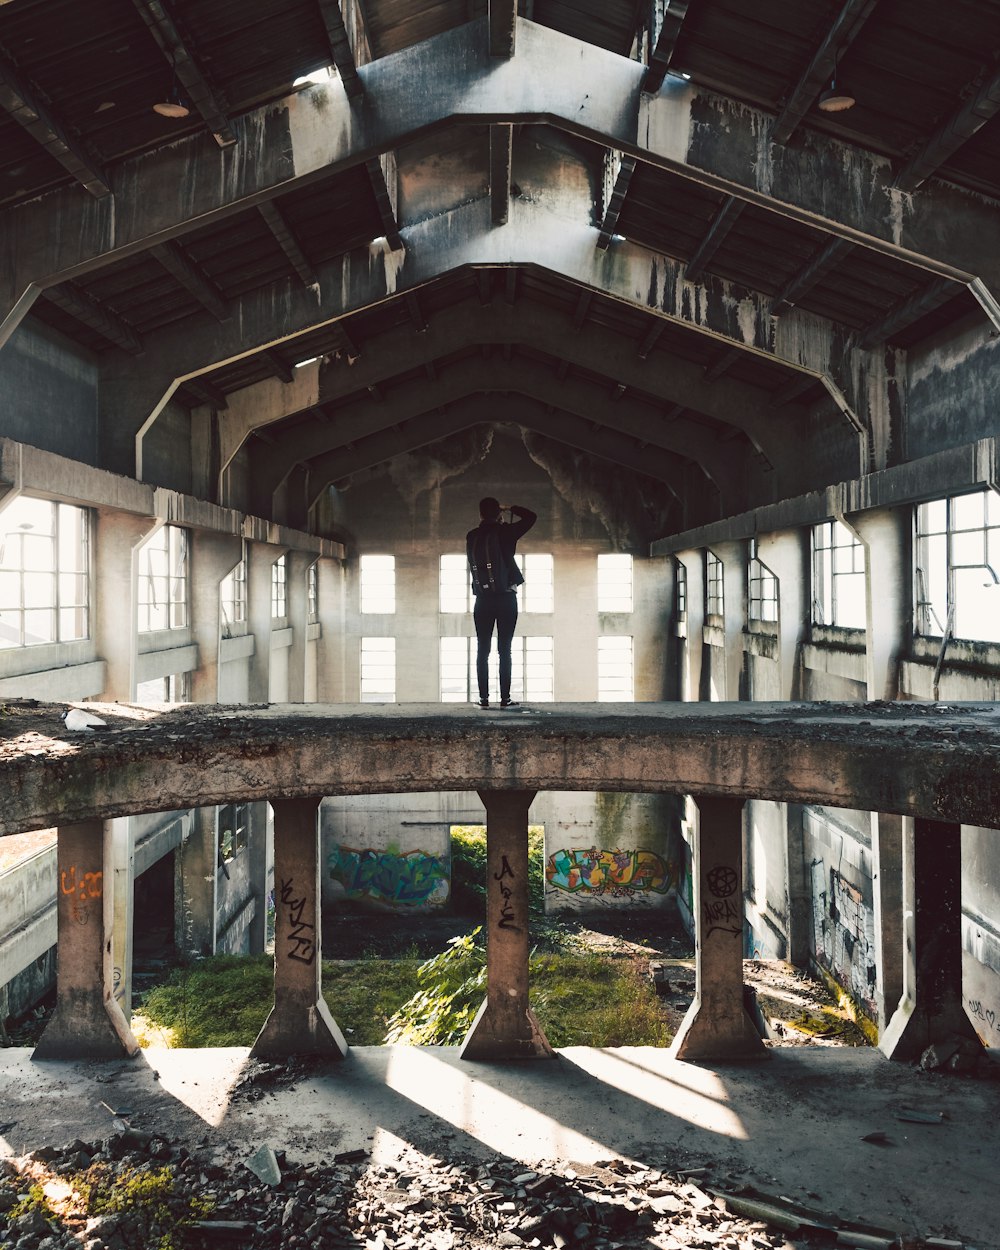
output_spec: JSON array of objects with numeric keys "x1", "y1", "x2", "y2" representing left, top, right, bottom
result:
[
  {"x1": 279, "y1": 877, "x2": 316, "y2": 965},
  {"x1": 60, "y1": 864, "x2": 103, "y2": 925},
  {"x1": 703, "y1": 864, "x2": 741, "y2": 938},
  {"x1": 494, "y1": 854, "x2": 517, "y2": 931}
]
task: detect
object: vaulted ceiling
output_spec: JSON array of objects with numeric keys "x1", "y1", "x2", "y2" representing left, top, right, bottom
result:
[{"x1": 1, "y1": 0, "x2": 997, "y2": 530}]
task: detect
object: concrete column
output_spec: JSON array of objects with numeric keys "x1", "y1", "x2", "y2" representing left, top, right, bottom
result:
[
  {"x1": 677, "y1": 551, "x2": 704, "y2": 703},
  {"x1": 714, "y1": 539, "x2": 746, "y2": 700},
  {"x1": 179, "y1": 807, "x2": 219, "y2": 957},
  {"x1": 670, "y1": 795, "x2": 766, "y2": 1062},
  {"x1": 871, "y1": 812, "x2": 904, "y2": 1036},
  {"x1": 850, "y1": 507, "x2": 911, "y2": 701},
  {"x1": 94, "y1": 510, "x2": 158, "y2": 701},
  {"x1": 252, "y1": 798, "x2": 347, "y2": 1059},
  {"x1": 757, "y1": 529, "x2": 809, "y2": 700},
  {"x1": 248, "y1": 543, "x2": 280, "y2": 703},
  {"x1": 316, "y1": 557, "x2": 347, "y2": 702},
  {"x1": 189, "y1": 532, "x2": 244, "y2": 703},
  {"x1": 247, "y1": 803, "x2": 271, "y2": 955},
  {"x1": 461, "y1": 790, "x2": 553, "y2": 1061},
  {"x1": 108, "y1": 816, "x2": 134, "y2": 1018},
  {"x1": 783, "y1": 804, "x2": 812, "y2": 966},
  {"x1": 34, "y1": 820, "x2": 138, "y2": 1060},
  {"x1": 880, "y1": 817, "x2": 983, "y2": 1062},
  {"x1": 286, "y1": 551, "x2": 311, "y2": 703}
]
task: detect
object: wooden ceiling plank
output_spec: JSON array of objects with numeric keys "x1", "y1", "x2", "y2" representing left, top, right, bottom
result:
[
  {"x1": 597, "y1": 152, "x2": 638, "y2": 249},
  {"x1": 896, "y1": 64, "x2": 1000, "y2": 191},
  {"x1": 771, "y1": 0, "x2": 881, "y2": 146},
  {"x1": 642, "y1": 0, "x2": 691, "y2": 96},
  {"x1": 684, "y1": 195, "x2": 746, "y2": 282},
  {"x1": 771, "y1": 236, "x2": 855, "y2": 315},
  {"x1": 130, "y1": 0, "x2": 236, "y2": 147},
  {"x1": 43, "y1": 283, "x2": 143, "y2": 355},
  {"x1": 151, "y1": 242, "x2": 229, "y2": 322},
  {"x1": 0, "y1": 51, "x2": 109, "y2": 198},
  {"x1": 258, "y1": 201, "x2": 319, "y2": 288},
  {"x1": 316, "y1": 0, "x2": 364, "y2": 100}
]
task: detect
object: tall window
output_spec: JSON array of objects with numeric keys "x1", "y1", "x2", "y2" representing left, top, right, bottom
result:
[
  {"x1": 598, "y1": 553, "x2": 633, "y2": 612},
  {"x1": 220, "y1": 549, "x2": 247, "y2": 638},
  {"x1": 675, "y1": 559, "x2": 687, "y2": 622},
  {"x1": 361, "y1": 637, "x2": 395, "y2": 701},
  {"x1": 598, "y1": 635, "x2": 634, "y2": 700},
  {"x1": 440, "y1": 553, "x2": 472, "y2": 613},
  {"x1": 138, "y1": 525, "x2": 188, "y2": 632},
  {"x1": 307, "y1": 561, "x2": 319, "y2": 623},
  {"x1": 0, "y1": 497, "x2": 90, "y2": 648},
  {"x1": 516, "y1": 553, "x2": 554, "y2": 613},
  {"x1": 705, "y1": 550, "x2": 724, "y2": 619},
  {"x1": 218, "y1": 802, "x2": 249, "y2": 864},
  {"x1": 812, "y1": 520, "x2": 865, "y2": 629},
  {"x1": 135, "y1": 672, "x2": 190, "y2": 704},
  {"x1": 748, "y1": 539, "x2": 778, "y2": 624},
  {"x1": 271, "y1": 553, "x2": 287, "y2": 619},
  {"x1": 360, "y1": 554, "x2": 395, "y2": 613},
  {"x1": 440, "y1": 636, "x2": 554, "y2": 702},
  {"x1": 915, "y1": 490, "x2": 1000, "y2": 643}
]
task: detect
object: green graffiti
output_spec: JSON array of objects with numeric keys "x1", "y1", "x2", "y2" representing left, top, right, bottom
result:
[
  {"x1": 330, "y1": 846, "x2": 449, "y2": 906},
  {"x1": 545, "y1": 846, "x2": 674, "y2": 897}
]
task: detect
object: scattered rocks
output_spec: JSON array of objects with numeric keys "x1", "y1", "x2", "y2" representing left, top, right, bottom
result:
[{"x1": 0, "y1": 1132, "x2": 966, "y2": 1250}]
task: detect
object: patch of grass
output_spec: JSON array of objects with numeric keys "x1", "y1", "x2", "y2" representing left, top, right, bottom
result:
[
  {"x1": 132, "y1": 955, "x2": 274, "y2": 1047},
  {"x1": 324, "y1": 958, "x2": 423, "y2": 1044},
  {"x1": 78, "y1": 1163, "x2": 213, "y2": 1250}
]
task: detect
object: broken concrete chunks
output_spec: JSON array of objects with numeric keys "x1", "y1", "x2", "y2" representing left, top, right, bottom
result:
[
  {"x1": 896, "y1": 1109, "x2": 945, "y2": 1124},
  {"x1": 334, "y1": 1147, "x2": 369, "y2": 1163},
  {"x1": 245, "y1": 1142, "x2": 282, "y2": 1186},
  {"x1": 715, "y1": 1194, "x2": 801, "y2": 1233},
  {"x1": 860, "y1": 1131, "x2": 893, "y2": 1145}
]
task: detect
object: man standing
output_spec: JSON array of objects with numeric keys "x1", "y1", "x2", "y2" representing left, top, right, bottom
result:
[{"x1": 467, "y1": 497, "x2": 537, "y2": 708}]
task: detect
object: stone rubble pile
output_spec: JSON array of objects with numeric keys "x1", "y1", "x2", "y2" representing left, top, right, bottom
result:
[{"x1": 0, "y1": 1128, "x2": 962, "y2": 1250}]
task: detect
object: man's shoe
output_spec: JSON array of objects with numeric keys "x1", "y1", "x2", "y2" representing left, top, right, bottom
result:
[
  {"x1": 500, "y1": 698, "x2": 519, "y2": 708},
  {"x1": 478, "y1": 698, "x2": 490, "y2": 709}
]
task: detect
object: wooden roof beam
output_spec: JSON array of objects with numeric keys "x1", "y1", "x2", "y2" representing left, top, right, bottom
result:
[
  {"x1": 704, "y1": 346, "x2": 743, "y2": 382},
  {"x1": 316, "y1": 0, "x2": 364, "y2": 100},
  {"x1": 637, "y1": 321, "x2": 665, "y2": 359},
  {"x1": 685, "y1": 196, "x2": 745, "y2": 282},
  {"x1": 642, "y1": 0, "x2": 690, "y2": 97},
  {"x1": 185, "y1": 377, "x2": 229, "y2": 410},
  {"x1": 772, "y1": 236, "x2": 855, "y2": 316},
  {"x1": 859, "y1": 276, "x2": 960, "y2": 349},
  {"x1": 896, "y1": 65, "x2": 1000, "y2": 191},
  {"x1": 258, "y1": 202, "x2": 319, "y2": 288},
  {"x1": 771, "y1": 0, "x2": 880, "y2": 146},
  {"x1": 490, "y1": 124, "x2": 513, "y2": 226},
  {"x1": 130, "y1": 0, "x2": 236, "y2": 147},
  {"x1": 597, "y1": 152, "x2": 637, "y2": 250},
  {"x1": 261, "y1": 349, "x2": 295, "y2": 384},
  {"x1": 489, "y1": 0, "x2": 517, "y2": 58},
  {"x1": 43, "y1": 284, "x2": 143, "y2": 355},
  {"x1": 366, "y1": 154, "x2": 402, "y2": 251},
  {"x1": 151, "y1": 242, "x2": 229, "y2": 322},
  {"x1": 0, "y1": 51, "x2": 109, "y2": 197}
]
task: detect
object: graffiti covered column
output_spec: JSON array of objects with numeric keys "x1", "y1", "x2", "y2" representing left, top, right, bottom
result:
[
  {"x1": 34, "y1": 820, "x2": 138, "y2": 1060},
  {"x1": 461, "y1": 790, "x2": 554, "y2": 1061},
  {"x1": 252, "y1": 797, "x2": 348, "y2": 1059},
  {"x1": 880, "y1": 817, "x2": 983, "y2": 1063},
  {"x1": 670, "y1": 796, "x2": 766, "y2": 1062}
]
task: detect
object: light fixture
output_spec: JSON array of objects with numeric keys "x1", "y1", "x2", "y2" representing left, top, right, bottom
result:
[
  {"x1": 817, "y1": 56, "x2": 855, "y2": 113},
  {"x1": 153, "y1": 62, "x2": 190, "y2": 119}
]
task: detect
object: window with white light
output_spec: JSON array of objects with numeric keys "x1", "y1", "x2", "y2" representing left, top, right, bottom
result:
[
  {"x1": 515, "y1": 553, "x2": 554, "y2": 613},
  {"x1": 361, "y1": 637, "x2": 395, "y2": 701},
  {"x1": 220, "y1": 550, "x2": 247, "y2": 638},
  {"x1": 812, "y1": 520, "x2": 865, "y2": 630},
  {"x1": 675, "y1": 560, "x2": 687, "y2": 622},
  {"x1": 915, "y1": 489, "x2": 1000, "y2": 643},
  {"x1": 0, "y1": 497, "x2": 90, "y2": 649},
  {"x1": 598, "y1": 635, "x2": 634, "y2": 700},
  {"x1": 440, "y1": 553, "x2": 472, "y2": 613},
  {"x1": 748, "y1": 538, "x2": 778, "y2": 625},
  {"x1": 598, "y1": 553, "x2": 633, "y2": 612},
  {"x1": 705, "y1": 550, "x2": 724, "y2": 620},
  {"x1": 307, "y1": 561, "x2": 319, "y2": 623},
  {"x1": 271, "y1": 553, "x2": 287, "y2": 620},
  {"x1": 218, "y1": 802, "x2": 250, "y2": 864},
  {"x1": 439, "y1": 636, "x2": 554, "y2": 703},
  {"x1": 361, "y1": 554, "x2": 395, "y2": 613},
  {"x1": 135, "y1": 672, "x2": 190, "y2": 704},
  {"x1": 137, "y1": 525, "x2": 189, "y2": 633}
]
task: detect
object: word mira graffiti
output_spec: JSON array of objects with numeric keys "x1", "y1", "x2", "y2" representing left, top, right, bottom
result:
[
  {"x1": 329, "y1": 847, "x2": 449, "y2": 907},
  {"x1": 545, "y1": 847, "x2": 674, "y2": 898}
]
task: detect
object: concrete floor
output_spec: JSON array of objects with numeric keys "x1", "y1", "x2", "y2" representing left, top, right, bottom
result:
[{"x1": 1, "y1": 1044, "x2": 998, "y2": 1247}]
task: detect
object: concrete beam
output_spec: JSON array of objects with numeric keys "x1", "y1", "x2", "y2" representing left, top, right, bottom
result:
[
  {"x1": 2, "y1": 16, "x2": 991, "y2": 337},
  {"x1": 5, "y1": 701, "x2": 1000, "y2": 837}
]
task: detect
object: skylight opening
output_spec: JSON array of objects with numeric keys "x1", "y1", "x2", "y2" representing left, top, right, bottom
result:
[{"x1": 293, "y1": 65, "x2": 333, "y2": 88}]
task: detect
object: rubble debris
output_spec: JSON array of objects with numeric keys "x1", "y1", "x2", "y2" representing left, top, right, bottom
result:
[
  {"x1": 897, "y1": 1109, "x2": 945, "y2": 1124},
  {"x1": 860, "y1": 1131, "x2": 892, "y2": 1145},
  {"x1": 245, "y1": 1142, "x2": 282, "y2": 1186}
]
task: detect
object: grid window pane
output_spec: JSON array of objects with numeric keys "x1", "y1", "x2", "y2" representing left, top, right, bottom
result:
[
  {"x1": 440, "y1": 636, "x2": 473, "y2": 701},
  {"x1": 361, "y1": 554, "x2": 395, "y2": 613},
  {"x1": 598, "y1": 635, "x2": 634, "y2": 701},
  {"x1": 917, "y1": 489, "x2": 1000, "y2": 642},
  {"x1": 812, "y1": 520, "x2": 865, "y2": 630},
  {"x1": 748, "y1": 540, "x2": 778, "y2": 624},
  {"x1": 0, "y1": 496, "x2": 90, "y2": 649},
  {"x1": 440, "y1": 553, "x2": 472, "y2": 613},
  {"x1": 139, "y1": 526, "x2": 188, "y2": 633},
  {"x1": 220, "y1": 552, "x2": 247, "y2": 637},
  {"x1": 598, "y1": 554, "x2": 633, "y2": 612},
  {"x1": 361, "y1": 637, "x2": 396, "y2": 701},
  {"x1": 705, "y1": 551, "x2": 724, "y2": 618},
  {"x1": 519, "y1": 553, "x2": 554, "y2": 613},
  {"x1": 675, "y1": 560, "x2": 687, "y2": 619},
  {"x1": 307, "y1": 561, "x2": 319, "y2": 622},
  {"x1": 271, "y1": 554, "x2": 287, "y2": 619}
]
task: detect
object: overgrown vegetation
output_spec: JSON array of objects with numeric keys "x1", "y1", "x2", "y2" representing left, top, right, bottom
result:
[{"x1": 449, "y1": 824, "x2": 546, "y2": 916}]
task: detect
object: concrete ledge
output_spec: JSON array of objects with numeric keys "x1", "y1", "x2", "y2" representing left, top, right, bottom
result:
[
  {"x1": 801, "y1": 643, "x2": 866, "y2": 684},
  {"x1": 270, "y1": 628, "x2": 294, "y2": 651},
  {"x1": 3, "y1": 700, "x2": 1000, "y2": 835},
  {"x1": 135, "y1": 643, "x2": 199, "y2": 684},
  {"x1": 0, "y1": 659, "x2": 105, "y2": 700},
  {"x1": 220, "y1": 633, "x2": 255, "y2": 663}
]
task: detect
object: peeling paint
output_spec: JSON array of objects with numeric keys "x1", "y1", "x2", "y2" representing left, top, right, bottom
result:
[
  {"x1": 370, "y1": 237, "x2": 406, "y2": 295},
  {"x1": 886, "y1": 187, "x2": 913, "y2": 249},
  {"x1": 386, "y1": 426, "x2": 494, "y2": 506}
]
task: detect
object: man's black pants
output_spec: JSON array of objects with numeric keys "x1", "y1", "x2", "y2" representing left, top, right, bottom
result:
[{"x1": 473, "y1": 590, "x2": 518, "y2": 702}]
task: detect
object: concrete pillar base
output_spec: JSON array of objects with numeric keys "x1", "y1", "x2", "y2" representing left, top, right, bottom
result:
[
  {"x1": 252, "y1": 996, "x2": 348, "y2": 1061},
  {"x1": 669, "y1": 998, "x2": 766, "y2": 1063},
  {"x1": 34, "y1": 993, "x2": 138, "y2": 1061},
  {"x1": 459, "y1": 998, "x2": 555, "y2": 1061},
  {"x1": 879, "y1": 997, "x2": 983, "y2": 1065}
]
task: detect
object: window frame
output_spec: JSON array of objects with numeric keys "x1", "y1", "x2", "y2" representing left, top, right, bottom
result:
[
  {"x1": 811, "y1": 519, "x2": 866, "y2": 632},
  {"x1": 597, "y1": 553, "x2": 634, "y2": 613},
  {"x1": 597, "y1": 634, "x2": 634, "y2": 701},
  {"x1": 137, "y1": 524, "x2": 189, "y2": 634},
  {"x1": 705, "y1": 550, "x2": 724, "y2": 621},
  {"x1": 0, "y1": 497, "x2": 91, "y2": 649},
  {"x1": 360, "y1": 636, "x2": 396, "y2": 702},
  {"x1": 360, "y1": 553, "x2": 396, "y2": 614},
  {"x1": 747, "y1": 538, "x2": 778, "y2": 628},
  {"x1": 914, "y1": 489, "x2": 1000, "y2": 644}
]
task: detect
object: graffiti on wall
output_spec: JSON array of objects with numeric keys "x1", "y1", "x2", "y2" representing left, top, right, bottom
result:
[
  {"x1": 329, "y1": 846, "x2": 449, "y2": 907},
  {"x1": 545, "y1": 847, "x2": 675, "y2": 899},
  {"x1": 812, "y1": 863, "x2": 877, "y2": 1022}
]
